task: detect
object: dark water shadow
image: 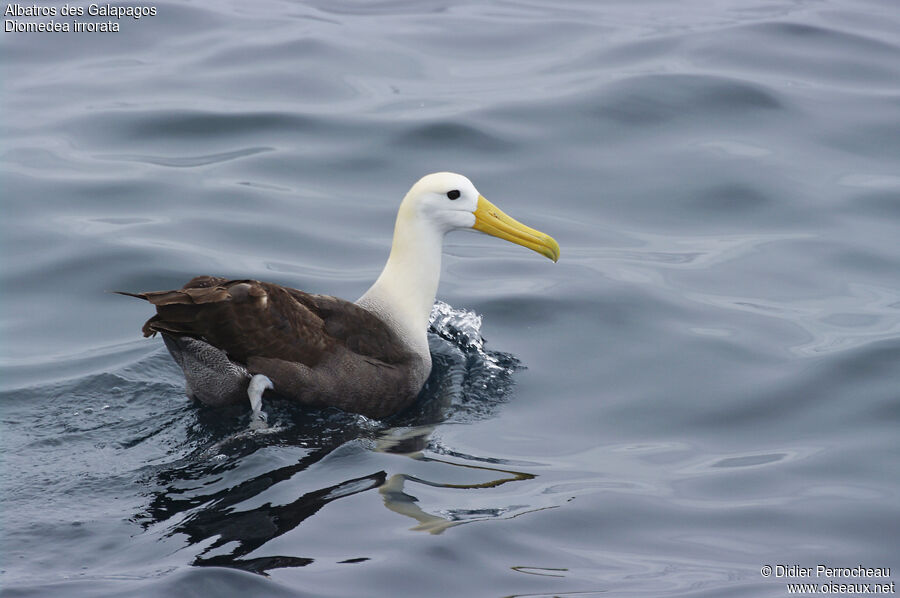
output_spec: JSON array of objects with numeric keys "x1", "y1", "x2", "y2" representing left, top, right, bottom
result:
[{"x1": 134, "y1": 319, "x2": 534, "y2": 575}]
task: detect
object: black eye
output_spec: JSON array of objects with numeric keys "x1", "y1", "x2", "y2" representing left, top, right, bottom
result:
[{"x1": 446, "y1": 190, "x2": 460, "y2": 200}]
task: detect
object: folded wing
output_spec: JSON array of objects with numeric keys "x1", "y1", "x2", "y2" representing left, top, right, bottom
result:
[{"x1": 119, "y1": 276, "x2": 410, "y2": 369}]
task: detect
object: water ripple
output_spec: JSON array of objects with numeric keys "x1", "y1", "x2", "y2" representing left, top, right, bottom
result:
[{"x1": 98, "y1": 147, "x2": 274, "y2": 168}]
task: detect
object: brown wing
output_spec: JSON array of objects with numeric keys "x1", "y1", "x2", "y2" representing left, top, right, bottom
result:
[
  {"x1": 118, "y1": 277, "x2": 409, "y2": 368},
  {"x1": 286, "y1": 290, "x2": 411, "y2": 364}
]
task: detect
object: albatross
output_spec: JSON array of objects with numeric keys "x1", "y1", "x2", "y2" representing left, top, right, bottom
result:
[{"x1": 121, "y1": 172, "x2": 560, "y2": 421}]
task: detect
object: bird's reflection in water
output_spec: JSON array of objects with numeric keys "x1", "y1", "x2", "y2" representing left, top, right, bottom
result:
[
  {"x1": 376, "y1": 425, "x2": 537, "y2": 534},
  {"x1": 138, "y1": 332, "x2": 535, "y2": 575}
]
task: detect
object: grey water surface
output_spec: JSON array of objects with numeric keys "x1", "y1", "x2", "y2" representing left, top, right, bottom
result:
[{"x1": 2, "y1": 0, "x2": 899, "y2": 596}]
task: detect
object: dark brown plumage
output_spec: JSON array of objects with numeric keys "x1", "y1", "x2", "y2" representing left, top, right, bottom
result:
[{"x1": 119, "y1": 276, "x2": 424, "y2": 419}]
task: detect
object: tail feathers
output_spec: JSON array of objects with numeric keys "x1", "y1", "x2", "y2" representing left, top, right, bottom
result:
[
  {"x1": 141, "y1": 315, "x2": 190, "y2": 338},
  {"x1": 114, "y1": 290, "x2": 187, "y2": 304},
  {"x1": 116, "y1": 279, "x2": 270, "y2": 347},
  {"x1": 114, "y1": 286, "x2": 233, "y2": 306},
  {"x1": 116, "y1": 290, "x2": 220, "y2": 338},
  {"x1": 114, "y1": 290, "x2": 148, "y2": 300}
]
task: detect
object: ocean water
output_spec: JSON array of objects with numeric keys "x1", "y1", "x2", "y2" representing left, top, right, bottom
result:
[{"x1": 2, "y1": 0, "x2": 899, "y2": 596}]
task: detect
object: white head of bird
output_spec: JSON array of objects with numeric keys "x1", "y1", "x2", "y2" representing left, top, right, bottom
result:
[
  {"x1": 396, "y1": 171, "x2": 482, "y2": 232},
  {"x1": 357, "y1": 172, "x2": 559, "y2": 354},
  {"x1": 394, "y1": 172, "x2": 560, "y2": 260}
]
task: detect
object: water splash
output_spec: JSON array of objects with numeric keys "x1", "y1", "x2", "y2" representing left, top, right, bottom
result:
[
  {"x1": 428, "y1": 300, "x2": 518, "y2": 374},
  {"x1": 405, "y1": 300, "x2": 522, "y2": 424},
  {"x1": 429, "y1": 300, "x2": 485, "y2": 348}
]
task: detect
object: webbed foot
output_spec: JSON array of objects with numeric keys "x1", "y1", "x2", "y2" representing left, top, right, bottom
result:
[{"x1": 247, "y1": 374, "x2": 273, "y2": 430}]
